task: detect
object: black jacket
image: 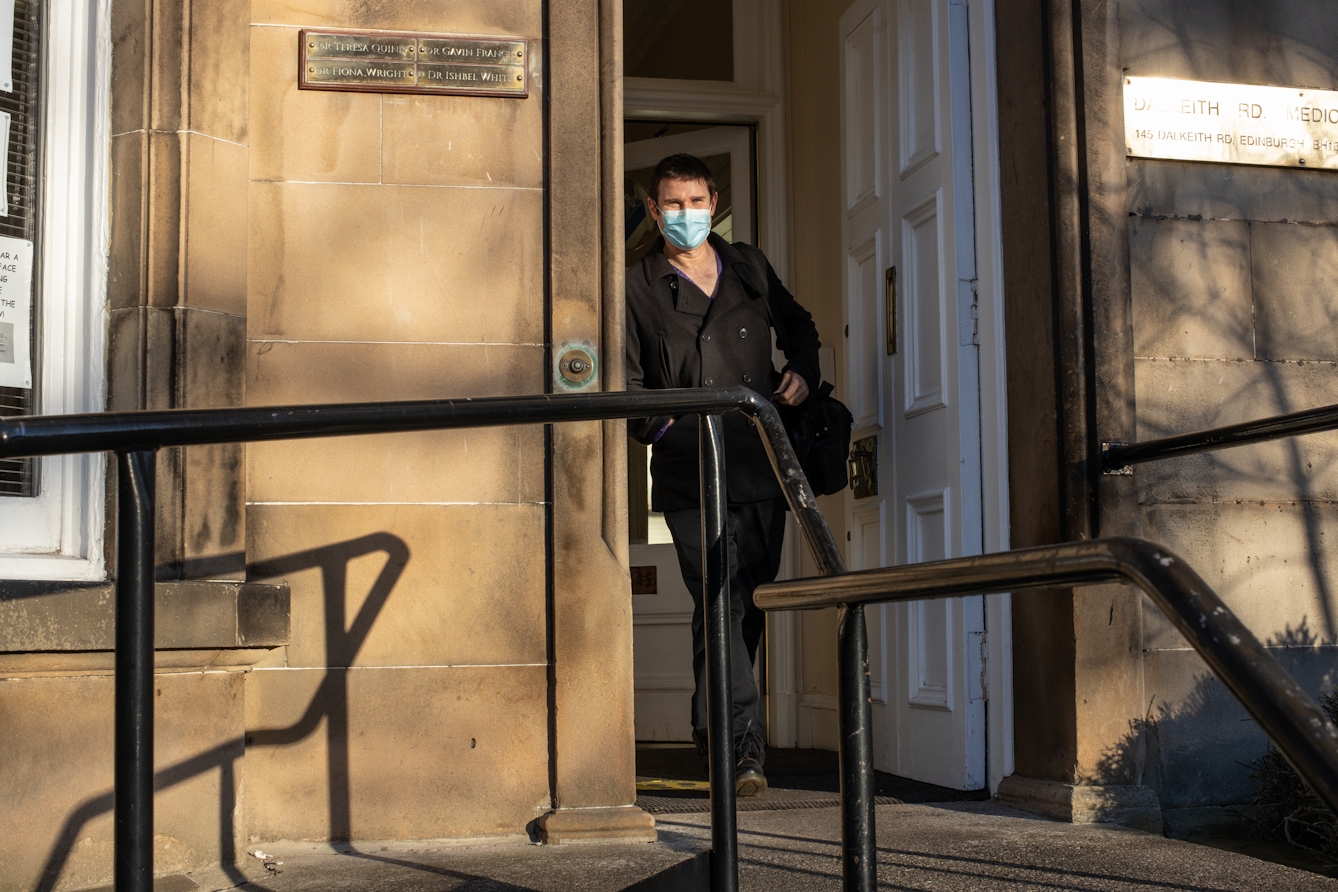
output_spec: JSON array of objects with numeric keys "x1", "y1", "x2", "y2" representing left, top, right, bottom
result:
[{"x1": 626, "y1": 233, "x2": 822, "y2": 510}]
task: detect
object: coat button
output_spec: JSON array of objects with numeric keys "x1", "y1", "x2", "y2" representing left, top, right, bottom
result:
[
  {"x1": 704, "y1": 377, "x2": 714, "y2": 386},
  {"x1": 702, "y1": 334, "x2": 711, "y2": 342},
  {"x1": 743, "y1": 374, "x2": 752, "y2": 384},
  {"x1": 739, "y1": 328, "x2": 748, "y2": 338}
]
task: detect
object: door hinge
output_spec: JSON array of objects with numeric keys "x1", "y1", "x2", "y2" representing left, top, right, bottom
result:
[
  {"x1": 957, "y1": 280, "x2": 979, "y2": 346},
  {"x1": 967, "y1": 630, "x2": 987, "y2": 702}
]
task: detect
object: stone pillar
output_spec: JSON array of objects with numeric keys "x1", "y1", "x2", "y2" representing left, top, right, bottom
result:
[
  {"x1": 108, "y1": 0, "x2": 250, "y2": 579},
  {"x1": 537, "y1": 0, "x2": 654, "y2": 844},
  {"x1": 993, "y1": 0, "x2": 1159, "y2": 831}
]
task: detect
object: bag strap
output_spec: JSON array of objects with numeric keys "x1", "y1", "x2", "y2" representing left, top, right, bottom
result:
[{"x1": 738, "y1": 243, "x2": 794, "y2": 353}]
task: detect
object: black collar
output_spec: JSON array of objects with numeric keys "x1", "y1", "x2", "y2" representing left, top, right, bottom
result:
[{"x1": 641, "y1": 233, "x2": 764, "y2": 296}]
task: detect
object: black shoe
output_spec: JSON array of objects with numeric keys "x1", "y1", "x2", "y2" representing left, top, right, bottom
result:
[{"x1": 735, "y1": 756, "x2": 768, "y2": 797}]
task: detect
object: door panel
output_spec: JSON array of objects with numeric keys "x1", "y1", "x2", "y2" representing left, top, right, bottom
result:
[
  {"x1": 841, "y1": 0, "x2": 985, "y2": 790},
  {"x1": 903, "y1": 194, "x2": 943, "y2": 414},
  {"x1": 899, "y1": 0, "x2": 939, "y2": 173}
]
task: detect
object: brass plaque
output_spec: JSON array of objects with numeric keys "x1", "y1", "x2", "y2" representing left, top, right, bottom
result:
[
  {"x1": 298, "y1": 29, "x2": 529, "y2": 98},
  {"x1": 848, "y1": 436, "x2": 878, "y2": 500}
]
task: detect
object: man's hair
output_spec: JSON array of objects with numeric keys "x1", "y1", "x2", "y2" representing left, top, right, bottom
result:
[{"x1": 650, "y1": 154, "x2": 717, "y2": 204}]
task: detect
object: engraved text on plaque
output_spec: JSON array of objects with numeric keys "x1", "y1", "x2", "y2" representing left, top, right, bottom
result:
[
  {"x1": 1125, "y1": 76, "x2": 1338, "y2": 171},
  {"x1": 299, "y1": 30, "x2": 528, "y2": 97}
]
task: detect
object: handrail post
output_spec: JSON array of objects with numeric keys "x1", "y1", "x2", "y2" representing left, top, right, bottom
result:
[
  {"x1": 115, "y1": 449, "x2": 156, "y2": 892},
  {"x1": 700, "y1": 414, "x2": 738, "y2": 892},
  {"x1": 838, "y1": 603, "x2": 875, "y2": 892}
]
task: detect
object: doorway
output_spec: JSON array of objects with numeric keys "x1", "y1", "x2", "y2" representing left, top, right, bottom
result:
[{"x1": 625, "y1": 122, "x2": 757, "y2": 741}]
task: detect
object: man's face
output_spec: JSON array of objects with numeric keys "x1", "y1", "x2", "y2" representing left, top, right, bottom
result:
[{"x1": 648, "y1": 177, "x2": 717, "y2": 226}]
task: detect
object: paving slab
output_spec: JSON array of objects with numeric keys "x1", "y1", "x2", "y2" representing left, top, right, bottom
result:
[
  {"x1": 169, "y1": 801, "x2": 1338, "y2": 892},
  {"x1": 182, "y1": 836, "x2": 705, "y2": 892},
  {"x1": 657, "y1": 801, "x2": 1338, "y2": 891}
]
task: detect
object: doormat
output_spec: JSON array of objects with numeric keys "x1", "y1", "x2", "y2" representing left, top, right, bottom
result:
[{"x1": 635, "y1": 788, "x2": 905, "y2": 815}]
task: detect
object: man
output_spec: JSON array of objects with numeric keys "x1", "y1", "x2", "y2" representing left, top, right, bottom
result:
[{"x1": 626, "y1": 153, "x2": 821, "y2": 797}]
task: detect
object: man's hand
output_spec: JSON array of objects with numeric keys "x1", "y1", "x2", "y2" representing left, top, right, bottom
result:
[{"x1": 773, "y1": 370, "x2": 810, "y2": 406}]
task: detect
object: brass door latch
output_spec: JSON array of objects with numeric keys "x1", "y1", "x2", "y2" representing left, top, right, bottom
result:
[{"x1": 849, "y1": 436, "x2": 878, "y2": 499}]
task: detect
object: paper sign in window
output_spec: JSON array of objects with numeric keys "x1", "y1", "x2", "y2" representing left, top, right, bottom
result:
[
  {"x1": 0, "y1": 112, "x2": 11, "y2": 216},
  {"x1": 0, "y1": 235, "x2": 33, "y2": 388},
  {"x1": 0, "y1": 1, "x2": 13, "y2": 93}
]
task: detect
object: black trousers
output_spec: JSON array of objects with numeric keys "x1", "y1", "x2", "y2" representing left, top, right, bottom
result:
[{"x1": 663, "y1": 497, "x2": 787, "y2": 765}]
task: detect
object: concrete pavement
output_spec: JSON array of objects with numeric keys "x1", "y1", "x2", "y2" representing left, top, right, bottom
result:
[{"x1": 161, "y1": 800, "x2": 1338, "y2": 891}]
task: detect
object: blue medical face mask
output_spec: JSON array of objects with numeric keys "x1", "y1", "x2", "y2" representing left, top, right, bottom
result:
[{"x1": 657, "y1": 206, "x2": 713, "y2": 250}]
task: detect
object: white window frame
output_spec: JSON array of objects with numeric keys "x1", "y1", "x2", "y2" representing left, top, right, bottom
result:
[{"x1": 0, "y1": 0, "x2": 110, "y2": 581}]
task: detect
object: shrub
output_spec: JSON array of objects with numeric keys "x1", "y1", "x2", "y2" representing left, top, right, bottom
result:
[{"x1": 1242, "y1": 689, "x2": 1338, "y2": 859}]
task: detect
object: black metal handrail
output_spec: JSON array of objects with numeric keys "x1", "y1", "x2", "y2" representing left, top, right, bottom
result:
[
  {"x1": 0, "y1": 387, "x2": 855, "y2": 892},
  {"x1": 754, "y1": 538, "x2": 1338, "y2": 866},
  {"x1": 1103, "y1": 401, "x2": 1338, "y2": 471}
]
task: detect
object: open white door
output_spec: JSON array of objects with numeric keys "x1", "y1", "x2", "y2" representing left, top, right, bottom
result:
[
  {"x1": 625, "y1": 125, "x2": 755, "y2": 740},
  {"x1": 840, "y1": 0, "x2": 986, "y2": 790}
]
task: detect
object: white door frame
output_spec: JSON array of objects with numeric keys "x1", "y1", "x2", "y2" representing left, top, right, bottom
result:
[
  {"x1": 624, "y1": 1, "x2": 1010, "y2": 775},
  {"x1": 967, "y1": 0, "x2": 1015, "y2": 794}
]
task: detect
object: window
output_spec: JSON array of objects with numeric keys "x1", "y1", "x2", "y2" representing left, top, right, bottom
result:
[
  {"x1": 0, "y1": 0, "x2": 109, "y2": 580},
  {"x1": 624, "y1": 0, "x2": 734, "y2": 82},
  {"x1": 0, "y1": 1, "x2": 41, "y2": 497}
]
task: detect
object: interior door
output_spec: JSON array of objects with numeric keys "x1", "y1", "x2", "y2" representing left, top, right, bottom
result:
[
  {"x1": 624, "y1": 125, "x2": 754, "y2": 740},
  {"x1": 840, "y1": 0, "x2": 986, "y2": 790}
]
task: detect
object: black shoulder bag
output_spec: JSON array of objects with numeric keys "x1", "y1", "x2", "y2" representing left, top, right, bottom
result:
[{"x1": 745, "y1": 250, "x2": 854, "y2": 497}]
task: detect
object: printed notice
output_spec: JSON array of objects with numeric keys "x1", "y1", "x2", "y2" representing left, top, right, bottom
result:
[
  {"x1": 1125, "y1": 77, "x2": 1338, "y2": 170},
  {"x1": 0, "y1": 235, "x2": 33, "y2": 388},
  {"x1": 0, "y1": 112, "x2": 11, "y2": 216},
  {"x1": 0, "y1": 0, "x2": 12, "y2": 93}
]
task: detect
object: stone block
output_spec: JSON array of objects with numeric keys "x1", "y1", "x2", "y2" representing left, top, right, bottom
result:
[
  {"x1": 107, "y1": 129, "x2": 186, "y2": 310},
  {"x1": 107, "y1": 307, "x2": 175, "y2": 411},
  {"x1": 179, "y1": 308, "x2": 247, "y2": 576},
  {"x1": 537, "y1": 807, "x2": 656, "y2": 844},
  {"x1": 248, "y1": 25, "x2": 381, "y2": 184},
  {"x1": 1121, "y1": 2, "x2": 1338, "y2": 95},
  {"x1": 247, "y1": 181, "x2": 544, "y2": 343},
  {"x1": 246, "y1": 503, "x2": 545, "y2": 669},
  {"x1": 0, "y1": 671, "x2": 246, "y2": 892},
  {"x1": 0, "y1": 580, "x2": 289, "y2": 653},
  {"x1": 1140, "y1": 501, "x2": 1338, "y2": 651},
  {"x1": 250, "y1": 0, "x2": 541, "y2": 35},
  {"x1": 110, "y1": 0, "x2": 148, "y2": 136},
  {"x1": 382, "y1": 88, "x2": 543, "y2": 189},
  {"x1": 1134, "y1": 357, "x2": 1338, "y2": 503},
  {"x1": 1130, "y1": 161, "x2": 1338, "y2": 226},
  {"x1": 1129, "y1": 217, "x2": 1252, "y2": 360},
  {"x1": 242, "y1": 664, "x2": 549, "y2": 842},
  {"x1": 108, "y1": 131, "x2": 145, "y2": 308},
  {"x1": 1251, "y1": 222, "x2": 1338, "y2": 361},
  {"x1": 188, "y1": 0, "x2": 249, "y2": 144},
  {"x1": 1141, "y1": 647, "x2": 1338, "y2": 810},
  {"x1": 245, "y1": 340, "x2": 542, "y2": 404},
  {"x1": 184, "y1": 134, "x2": 248, "y2": 316},
  {"x1": 247, "y1": 425, "x2": 545, "y2": 505},
  {"x1": 146, "y1": 130, "x2": 185, "y2": 308},
  {"x1": 995, "y1": 775, "x2": 1163, "y2": 832}
]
